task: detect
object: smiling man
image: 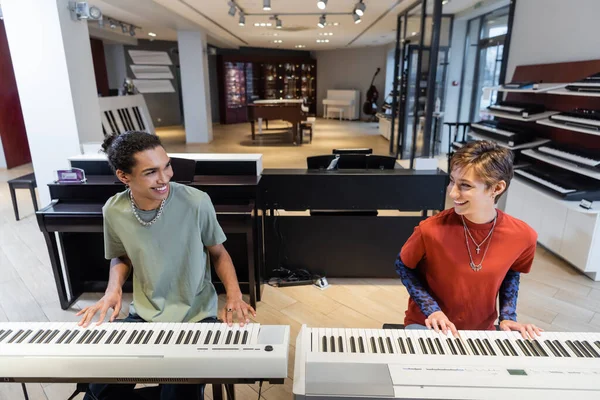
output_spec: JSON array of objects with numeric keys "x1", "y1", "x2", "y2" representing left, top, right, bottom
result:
[
  {"x1": 77, "y1": 131, "x2": 254, "y2": 400},
  {"x1": 394, "y1": 140, "x2": 542, "y2": 340}
]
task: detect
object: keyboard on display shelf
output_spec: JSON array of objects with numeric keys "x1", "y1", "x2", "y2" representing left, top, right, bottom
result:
[
  {"x1": 549, "y1": 108, "x2": 600, "y2": 129},
  {"x1": 536, "y1": 143, "x2": 600, "y2": 169},
  {"x1": 488, "y1": 101, "x2": 546, "y2": 118},
  {"x1": 565, "y1": 72, "x2": 600, "y2": 92},
  {"x1": 469, "y1": 120, "x2": 532, "y2": 146}
]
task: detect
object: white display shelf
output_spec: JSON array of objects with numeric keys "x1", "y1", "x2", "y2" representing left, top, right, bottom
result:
[
  {"x1": 467, "y1": 131, "x2": 550, "y2": 150},
  {"x1": 536, "y1": 118, "x2": 600, "y2": 137},
  {"x1": 483, "y1": 83, "x2": 568, "y2": 93},
  {"x1": 481, "y1": 109, "x2": 558, "y2": 122},
  {"x1": 547, "y1": 87, "x2": 600, "y2": 97}
]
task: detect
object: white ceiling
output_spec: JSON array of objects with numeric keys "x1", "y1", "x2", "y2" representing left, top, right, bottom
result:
[{"x1": 90, "y1": 0, "x2": 490, "y2": 50}]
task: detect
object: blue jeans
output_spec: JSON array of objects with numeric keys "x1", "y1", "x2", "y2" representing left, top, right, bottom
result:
[
  {"x1": 84, "y1": 314, "x2": 220, "y2": 400},
  {"x1": 405, "y1": 324, "x2": 428, "y2": 330}
]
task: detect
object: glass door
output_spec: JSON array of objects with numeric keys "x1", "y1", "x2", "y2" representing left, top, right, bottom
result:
[{"x1": 471, "y1": 35, "x2": 505, "y2": 120}]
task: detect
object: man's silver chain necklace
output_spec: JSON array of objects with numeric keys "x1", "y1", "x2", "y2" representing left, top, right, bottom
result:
[
  {"x1": 461, "y1": 214, "x2": 497, "y2": 272},
  {"x1": 129, "y1": 191, "x2": 166, "y2": 227}
]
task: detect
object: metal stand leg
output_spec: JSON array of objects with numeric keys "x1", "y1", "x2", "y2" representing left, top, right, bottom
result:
[{"x1": 9, "y1": 184, "x2": 19, "y2": 221}]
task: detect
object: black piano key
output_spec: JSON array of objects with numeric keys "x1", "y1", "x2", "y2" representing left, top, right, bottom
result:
[
  {"x1": 242, "y1": 331, "x2": 249, "y2": 345},
  {"x1": 126, "y1": 330, "x2": 138, "y2": 345},
  {"x1": 483, "y1": 339, "x2": 496, "y2": 356},
  {"x1": 582, "y1": 341, "x2": 600, "y2": 358},
  {"x1": 154, "y1": 330, "x2": 165, "y2": 345},
  {"x1": 0, "y1": 330, "x2": 4, "y2": 341},
  {"x1": 406, "y1": 338, "x2": 415, "y2": 354},
  {"x1": 330, "y1": 336, "x2": 336, "y2": 352},
  {"x1": 455, "y1": 339, "x2": 467, "y2": 355},
  {"x1": 322, "y1": 336, "x2": 327, "y2": 352},
  {"x1": 234, "y1": 331, "x2": 241, "y2": 345},
  {"x1": 544, "y1": 340, "x2": 561, "y2": 357},
  {"x1": 94, "y1": 331, "x2": 106, "y2": 344},
  {"x1": 225, "y1": 331, "x2": 233, "y2": 345},
  {"x1": 595, "y1": 341, "x2": 600, "y2": 351},
  {"x1": 29, "y1": 330, "x2": 44, "y2": 343},
  {"x1": 85, "y1": 330, "x2": 99, "y2": 344},
  {"x1": 426, "y1": 338, "x2": 436, "y2": 355},
  {"x1": 446, "y1": 338, "x2": 457, "y2": 355},
  {"x1": 212, "y1": 330, "x2": 221, "y2": 345},
  {"x1": 143, "y1": 331, "x2": 153, "y2": 345},
  {"x1": 466, "y1": 339, "x2": 479, "y2": 355},
  {"x1": 553, "y1": 340, "x2": 570, "y2": 357},
  {"x1": 397, "y1": 338, "x2": 407, "y2": 354},
  {"x1": 418, "y1": 338, "x2": 427, "y2": 354},
  {"x1": 566, "y1": 340, "x2": 584, "y2": 357},
  {"x1": 165, "y1": 330, "x2": 174, "y2": 345},
  {"x1": 114, "y1": 331, "x2": 126, "y2": 345},
  {"x1": 45, "y1": 330, "x2": 60, "y2": 344},
  {"x1": 495, "y1": 339, "x2": 509, "y2": 356},
  {"x1": 338, "y1": 336, "x2": 344, "y2": 353},
  {"x1": 524, "y1": 340, "x2": 540, "y2": 357},
  {"x1": 135, "y1": 330, "x2": 146, "y2": 345},
  {"x1": 0, "y1": 330, "x2": 13, "y2": 343},
  {"x1": 574, "y1": 341, "x2": 592, "y2": 358},
  {"x1": 370, "y1": 337, "x2": 377, "y2": 353},
  {"x1": 192, "y1": 331, "x2": 201, "y2": 345},
  {"x1": 516, "y1": 340, "x2": 532, "y2": 356},
  {"x1": 65, "y1": 330, "x2": 80, "y2": 344},
  {"x1": 57, "y1": 330, "x2": 71, "y2": 344},
  {"x1": 350, "y1": 337, "x2": 357, "y2": 353},
  {"x1": 17, "y1": 330, "x2": 33, "y2": 344},
  {"x1": 8, "y1": 330, "x2": 24, "y2": 343},
  {"x1": 475, "y1": 339, "x2": 488, "y2": 356},
  {"x1": 176, "y1": 331, "x2": 186, "y2": 345},
  {"x1": 532, "y1": 340, "x2": 548, "y2": 357},
  {"x1": 203, "y1": 331, "x2": 212, "y2": 345},
  {"x1": 434, "y1": 338, "x2": 445, "y2": 355},
  {"x1": 358, "y1": 337, "x2": 365, "y2": 353},
  {"x1": 37, "y1": 330, "x2": 53, "y2": 344},
  {"x1": 106, "y1": 330, "x2": 118, "y2": 345},
  {"x1": 378, "y1": 337, "x2": 385, "y2": 354},
  {"x1": 185, "y1": 331, "x2": 194, "y2": 345},
  {"x1": 386, "y1": 337, "x2": 394, "y2": 354},
  {"x1": 503, "y1": 339, "x2": 518, "y2": 356}
]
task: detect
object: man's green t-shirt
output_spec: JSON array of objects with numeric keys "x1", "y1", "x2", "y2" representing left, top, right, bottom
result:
[{"x1": 103, "y1": 182, "x2": 226, "y2": 322}]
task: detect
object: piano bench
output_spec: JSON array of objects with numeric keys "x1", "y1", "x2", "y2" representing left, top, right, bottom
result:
[
  {"x1": 326, "y1": 107, "x2": 344, "y2": 121},
  {"x1": 7, "y1": 172, "x2": 38, "y2": 221},
  {"x1": 300, "y1": 122, "x2": 313, "y2": 144}
]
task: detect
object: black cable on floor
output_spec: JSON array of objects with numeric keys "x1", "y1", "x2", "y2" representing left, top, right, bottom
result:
[
  {"x1": 257, "y1": 381, "x2": 263, "y2": 400},
  {"x1": 21, "y1": 383, "x2": 29, "y2": 400}
]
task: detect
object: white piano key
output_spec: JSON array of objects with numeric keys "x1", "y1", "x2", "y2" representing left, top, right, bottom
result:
[
  {"x1": 311, "y1": 326, "x2": 320, "y2": 352},
  {"x1": 405, "y1": 330, "x2": 423, "y2": 355},
  {"x1": 359, "y1": 329, "x2": 372, "y2": 354},
  {"x1": 249, "y1": 323, "x2": 260, "y2": 345},
  {"x1": 383, "y1": 329, "x2": 398, "y2": 354},
  {"x1": 318, "y1": 328, "x2": 327, "y2": 352}
]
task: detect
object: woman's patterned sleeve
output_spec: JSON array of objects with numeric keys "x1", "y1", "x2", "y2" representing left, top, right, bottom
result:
[
  {"x1": 395, "y1": 254, "x2": 441, "y2": 317},
  {"x1": 499, "y1": 270, "x2": 520, "y2": 322}
]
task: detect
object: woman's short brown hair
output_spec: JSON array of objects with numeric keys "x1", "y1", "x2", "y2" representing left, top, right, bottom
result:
[{"x1": 450, "y1": 140, "x2": 514, "y2": 203}]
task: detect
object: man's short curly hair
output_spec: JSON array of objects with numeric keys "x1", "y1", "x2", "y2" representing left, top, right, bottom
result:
[{"x1": 101, "y1": 131, "x2": 163, "y2": 173}]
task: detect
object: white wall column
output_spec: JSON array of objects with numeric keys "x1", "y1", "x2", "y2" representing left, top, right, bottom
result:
[
  {"x1": 2, "y1": 0, "x2": 102, "y2": 206},
  {"x1": 178, "y1": 30, "x2": 213, "y2": 143},
  {"x1": 104, "y1": 44, "x2": 128, "y2": 90}
]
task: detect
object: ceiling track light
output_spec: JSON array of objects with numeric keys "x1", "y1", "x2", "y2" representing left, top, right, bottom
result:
[
  {"x1": 354, "y1": 1, "x2": 366, "y2": 17},
  {"x1": 263, "y1": 0, "x2": 271, "y2": 11},
  {"x1": 275, "y1": 16, "x2": 282, "y2": 29},
  {"x1": 353, "y1": 13, "x2": 361, "y2": 24},
  {"x1": 239, "y1": 13, "x2": 245, "y2": 26},
  {"x1": 317, "y1": 0, "x2": 327, "y2": 10},
  {"x1": 318, "y1": 14, "x2": 326, "y2": 28},
  {"x1": 129, "y1": 25, "x2": 136, "y2": 36},
  {"x1": 121, "y1": 23, "x2": 128, "y2": 34}
]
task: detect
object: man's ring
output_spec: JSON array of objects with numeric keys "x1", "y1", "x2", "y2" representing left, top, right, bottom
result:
[{"x1": 227, "y1": 308, "x2": 232, "y2": 312}]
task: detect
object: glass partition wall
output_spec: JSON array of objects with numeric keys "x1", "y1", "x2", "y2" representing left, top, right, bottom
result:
[{"x1": 389, "y1": 0, "x2": 452, "y2": 163}]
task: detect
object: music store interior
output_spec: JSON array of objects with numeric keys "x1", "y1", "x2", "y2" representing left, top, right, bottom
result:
[{"x1": 1, "y1": 0, "x2": 600, "y2": 398}]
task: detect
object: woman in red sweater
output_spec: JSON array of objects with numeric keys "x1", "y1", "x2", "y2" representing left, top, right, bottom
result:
[{"x1": 395, "y1": 140, "x2": 542, "y2": 339}]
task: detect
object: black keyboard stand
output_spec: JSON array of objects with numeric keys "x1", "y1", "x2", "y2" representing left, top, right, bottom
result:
[{"x1": 67, "y1": 383, "x2": 98, "y2": 400}]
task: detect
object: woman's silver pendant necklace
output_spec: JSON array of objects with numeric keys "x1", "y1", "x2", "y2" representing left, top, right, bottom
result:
[
  {"x1": 129, "y1": 190, "x2": 166, "y2": 227},
  {"x1": 461, "y1": 214, "x2": 497, "y2": 272}
]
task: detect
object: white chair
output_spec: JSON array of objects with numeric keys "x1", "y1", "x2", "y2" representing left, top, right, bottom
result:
[{"x1": 327, "y1": 107, "x2": 344, "y2": 121}]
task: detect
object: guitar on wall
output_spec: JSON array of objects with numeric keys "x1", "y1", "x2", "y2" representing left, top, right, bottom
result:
[{"x1": 363, "y1": 67, "x2": 381, "y2": 121}]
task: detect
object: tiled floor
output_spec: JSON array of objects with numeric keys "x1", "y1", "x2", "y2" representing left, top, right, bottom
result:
[{"x1": 1, "y1": 119, "x2": 599, "y2": 399}]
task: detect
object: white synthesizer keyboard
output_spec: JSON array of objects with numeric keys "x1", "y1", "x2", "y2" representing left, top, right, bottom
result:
[
  {"x1": 0, "y1": 322, "x2": 289, "y2": 384},
  {"x1": 293, "y1": 325, "x2": 600, "y2": 400}
]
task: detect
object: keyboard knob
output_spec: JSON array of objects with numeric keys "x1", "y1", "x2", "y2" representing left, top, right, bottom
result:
[{"x1": 265, "y1": 345, "x2": 273, "y2": 352}]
